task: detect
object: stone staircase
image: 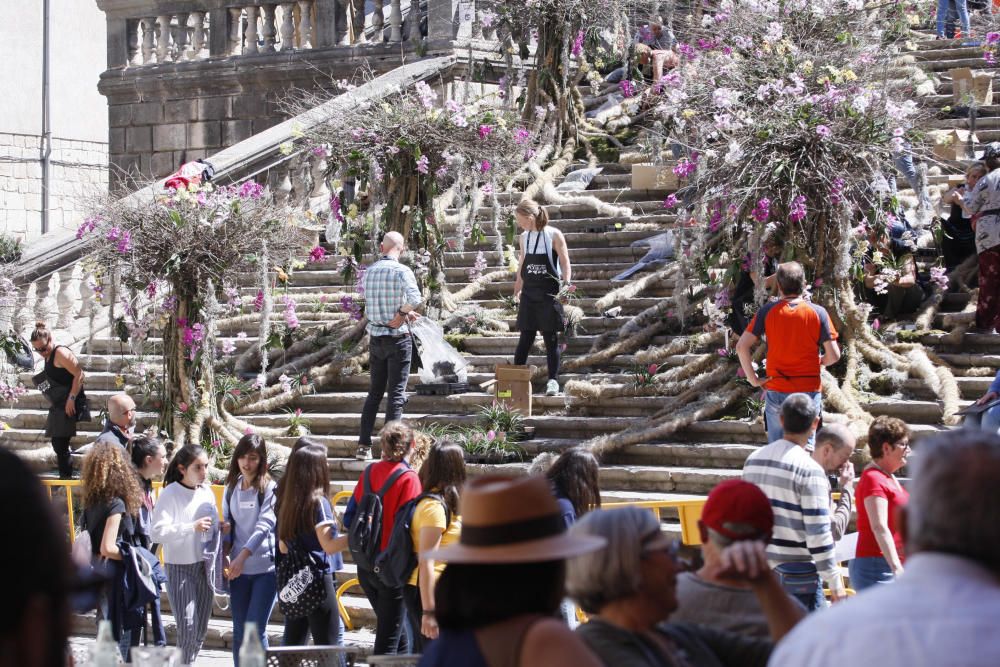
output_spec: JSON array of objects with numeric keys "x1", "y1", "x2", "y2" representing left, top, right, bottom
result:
[{"x1": 7, "y1": 32, "x2": 999, "y2": 649}]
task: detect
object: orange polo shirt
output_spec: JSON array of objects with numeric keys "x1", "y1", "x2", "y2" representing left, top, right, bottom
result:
[{"x1": 747, "y1": 298, "x2": 838, "y2": 393}]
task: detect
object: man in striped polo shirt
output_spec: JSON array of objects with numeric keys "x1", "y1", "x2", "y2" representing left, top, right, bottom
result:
[
  {"x1": 742, "y1": 393, "x2": 846, "y2": 611},
  {"x1": 735, "y1": 261, "x2": 841, "y2": 447},
  {"x1": 356, "y1": 231, "x2": 422, "y2": 460}
]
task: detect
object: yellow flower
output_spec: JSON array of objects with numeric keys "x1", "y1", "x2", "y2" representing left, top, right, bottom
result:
[
  {"x1": 817, "y1": 76, "x2": 830, "y2": 85},
  {"x1": 801, "y1": 60, "x2": 814, "y2": 75},
  {"x1": 279, "y1": 142, "x2": 294, "y2": 156},
  {"x1": 291, "y1": 123, "x2": 305, "y2": 139},
  {"x1": 682, "y1": 109, "x2": 696, "y2": 119},
  {"x1": 841, "y1": 69, "x2": 857, "y2": 82},
  {"x1": 347, "y1": 204, "x2": 359, "y2": 218},
  {"x1": 332, "y1": 178, "x2": 343, "y2": 190},
  {"x1": 0, "y1": 421, "x2": 9, "y2": 431},
  {"x1": 114, "y1": 375, "x2": 125, "y2": 389}
]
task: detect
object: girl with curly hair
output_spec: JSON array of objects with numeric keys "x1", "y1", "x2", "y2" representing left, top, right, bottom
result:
[{"x1": 81, "y1": 442, "x2": 144, "y2": 658}]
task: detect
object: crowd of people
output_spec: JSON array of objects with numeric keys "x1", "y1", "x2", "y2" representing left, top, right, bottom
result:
[{"x1": 10, "y1": 404, "x2": 1000, "y2": 667}]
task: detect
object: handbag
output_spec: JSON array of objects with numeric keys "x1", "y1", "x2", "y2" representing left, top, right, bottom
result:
[
  {"x1": 32, "y1": 369, "x2": 91, "y2": 422},
  {"x1": 275, "y1": 543, "x2": 327, "y2": 619},
  {"x1": 774, "y1": 561, "x2": 821, "y2": 596}
]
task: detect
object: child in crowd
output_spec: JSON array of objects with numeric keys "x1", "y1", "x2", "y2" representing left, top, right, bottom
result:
[{"x1": 152, "y1": 445, "x2": 217, "y2": 664}]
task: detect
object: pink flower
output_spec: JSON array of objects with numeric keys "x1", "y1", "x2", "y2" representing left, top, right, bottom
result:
[
  {"x1": 788, "y1": 195, "x2": 807, "y2": 223},
  {"x1": 647, "y1": 364, "x2": 659, "y2": 375},
  {"x1": 872, "y1": 318, "x2": 881, "y2": 331},
  {"x1": 571, "y1": 29, "x2": 585, "y2": 57},
  {"x1": 620, "y1": 80, "x2": 636, "y2": 98},
  {"x1": 816, "y1": 125, "x2": 831, "y2": 138},
  {"x1": 238, "y1": 181, "x2": 265, "y2": 199},
  {"x1": 486, "y1": 430, "x2": 496, "y2": 442},
  {"x1": 178, "y1": 402, "x2": 188, "y2": 412},
  {"x1": 479, "y1": 159, "x2": 491, "y2": 173},
  {"x1": 717, "y1": 348, "x2": 729, "y2": 357},
  {"x1": 814, "y1": 278, "x2": 824, "y2": 287},
  {"x1": 245, "y1": 427, "x2": 255, "y2": 435},
  {"x1": 478, "y1": 125, "x2": 494, "y2": 139},
  {"x1": 663, "y1": 194, "x2": 679, "y2": 208},
  {"x1": 416, "y1": 155, "x2": 429, "y2": 174},
  {"x1": 295, "y1": 408, "x2": 302, "y2": 417},
  {"x1": 253, "y1": 290, "x2": 265, "y2": 312},
  {"x1": 514, "y1": 128, "x2": 531, "y2": 144},
  {"x1": 751, "y1": 198, "x2": 771, "y2": 224},
  {"x1": 309, "y1": 245, "x2": 327, "y2": 263},
  {"x1": 737, "y1": 367, "x2": 747, "y2": 378}
]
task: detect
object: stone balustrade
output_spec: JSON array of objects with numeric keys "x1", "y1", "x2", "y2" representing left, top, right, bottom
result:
[{"x1": 98, "y1": 0, "x2": 460, "y2": 69}]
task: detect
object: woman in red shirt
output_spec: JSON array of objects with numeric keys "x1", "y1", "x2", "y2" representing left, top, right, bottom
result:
[{"x1": 850, "y1": 416, "x2": 911, "y2": 591}]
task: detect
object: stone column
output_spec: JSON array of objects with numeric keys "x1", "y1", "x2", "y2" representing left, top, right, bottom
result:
[
  {"x1": 106, "y1": 17, "x2": 129, "y2": 69},
  {"x1": 245, "y1": 6, "x2": 260, "y2": 54},
  {"x1": 261, "y1": 5, "x2": 278, "y2": 52},
  {"x1": 279, "y1": 3, "x2": 296, "y2": 50},
  {"x1": 425, "y1": 0, "x2": 454, "y2": 45},
  {"x1": 389, "y1": 0, "x2": 402, "y2": 42},
  {"x1": 314, "y1": 0, "x2": 340, "y2": 47},
  {"x1": 298, "y1": 1, "x2": 314, "y2": 49}
]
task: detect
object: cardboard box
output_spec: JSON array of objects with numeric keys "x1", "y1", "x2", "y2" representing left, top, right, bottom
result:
[
  {"x1": 931, "y1": 129, "x2": 978, "y2": 161},
  {"x1": 951, "y1": 67, "x2": 994, "y2": 106},
  {"x1": 631, "y1": 164, "x2": 680, "y2": 190},
  {"x1": 495, "y1": 364, "x2": 534, "y2": 416}
]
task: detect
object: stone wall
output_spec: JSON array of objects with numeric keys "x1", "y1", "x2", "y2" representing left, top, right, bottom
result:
[{"x1": 0, "y1": 133, "x2": 108, "y2": 241}]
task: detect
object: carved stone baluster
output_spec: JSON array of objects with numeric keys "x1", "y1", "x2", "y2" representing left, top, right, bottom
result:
[
  {"x1": 127, "y1": 20, "x2": 141, "y2": 66},
  {"x1": 156, "y1": 15, "x2": 171, "y2": 63},
  {"x1": 228, "y1": 7, "x2": 243, "y2": 55},
  {"x1": 190, "y1": 11, "x2": 207, "y2": 59},
  {"x1": 261, "y1": 5, "x2": 278, "y2": 52},
  {"x1": 34, "y1": 274, "x2": 60, "y2": 333},
  {"x1": 336, "y1": 0, "x2": 351, "y2": 45},
  {"x1": 78, "y1": 273, "x2": 94, "y2": 320},
  {"x1": 473, "y1": 1, "x2": 484, "y2": 39},
  {"x1": 406, "y1": 0, "x2": 420, "y2": 44},
  {"x1": 270, "y1": 166, "x2": 292, "y2": 207},
  {"x1": 279, "y1": 3, "x2": 296, "y2": 50},
  {"x1": 308, "y1": 152, "x2": 331, "y2": 214},
  {"x1": 388, "y1": 0, "x2": 402, "y2": 42},
  {"x1": 298, "y1": 1, "x2": 314, "y2": 49},
  {"x1": 290, "y1": 160, "x2": 308, "y2": 209},
  {"x1": 15, "y1": 283, "x2": 37, "y2": 339},
  {"x1": 141, "y1": 18, "x2": 155, "y2": 64},
  {"x1": 371, "y1": 0, "x2": 385, "y2": 43},
  {"x1": 245, "y1": 6, "x2": 260, "y2": 54},
  {"x1": 56, "y1": 266, "x2": 83, "y2": 329},
  {"x1": 175, "y1": 13, "x2": 191, "y2": 60}
]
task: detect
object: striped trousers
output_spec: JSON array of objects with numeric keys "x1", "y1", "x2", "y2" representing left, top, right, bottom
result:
[{"x1": 165, "y1": 562, "x2": 214, "y2": 664}]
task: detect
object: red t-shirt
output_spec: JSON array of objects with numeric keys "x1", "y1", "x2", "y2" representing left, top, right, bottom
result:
[
  {"x1": 747, "y1": 298, "x2": 838, "y2": 393},
  {"x1": 350, "y1": 460, "x2": 422, "y2": 551},
  {"x1": 855, "y1": 467, "x2": 909, "y2": 560}
]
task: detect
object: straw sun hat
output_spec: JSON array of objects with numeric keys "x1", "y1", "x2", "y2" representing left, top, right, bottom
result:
[{"x1": 425, "y1": 475, "x2": 606, "y2": 564}]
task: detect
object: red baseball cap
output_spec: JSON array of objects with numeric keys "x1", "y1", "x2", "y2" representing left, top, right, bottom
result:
[{"x1": 700, "y1": 480, "x2": 774, "y2": 542}]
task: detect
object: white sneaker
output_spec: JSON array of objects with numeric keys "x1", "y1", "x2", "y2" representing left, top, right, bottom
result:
[{"x1": 545, "y1": 379, "x2": 560, "y2": 396}]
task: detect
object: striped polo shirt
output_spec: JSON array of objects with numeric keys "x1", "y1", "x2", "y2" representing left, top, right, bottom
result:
[{"x1": 742, "y1": 439, "x2": 843, "y2": 593}]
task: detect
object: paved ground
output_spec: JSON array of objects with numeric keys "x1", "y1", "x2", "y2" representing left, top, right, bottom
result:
[{"x1": 70, "y1": 636, "x2": 234, "y2": 665}]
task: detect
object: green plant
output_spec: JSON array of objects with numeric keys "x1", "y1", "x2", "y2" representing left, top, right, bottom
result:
[
  {"x1": 0, "y1": 235, "x2": 22, "y2": 263},
  {"x1": 745, "y1": 395, "x2": 765, "y2": 420},
  {"x1": 285, "y1": 408, "x2": 310, "y2": 436},
  {"x1": 477, "y1": 401, "x2": 525, "y2": 437},
  {"x1": 631, "y1": 363, "x2": 663, "y2": 388},
  {"x1": 459, "y1": 428, "x2": 525, "y2": 461}
]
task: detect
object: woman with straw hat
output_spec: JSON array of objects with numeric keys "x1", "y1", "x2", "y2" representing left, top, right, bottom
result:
[{"x1": 418, "y1": 475, "x2": 606, "y2": 667}]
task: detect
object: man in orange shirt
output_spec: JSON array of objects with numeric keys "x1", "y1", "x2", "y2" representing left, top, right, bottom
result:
[{"x1": 736, "y1": 262, "x2": 841, "y2": 446}]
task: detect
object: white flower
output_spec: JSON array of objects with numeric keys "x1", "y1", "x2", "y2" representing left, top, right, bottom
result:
[
  {"x1": 712, "y1": 87, "x2": 739, "y2": 108},
  {"x1": 724, "y1": 141, "x2": 745, "y2": 165},
  {"x1": 765, "y1": 22, "x2": 783, "y2": 43}
]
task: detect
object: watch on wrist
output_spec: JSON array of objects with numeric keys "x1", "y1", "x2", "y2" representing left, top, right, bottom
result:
[{"x1": 69, "y1": 394, "x2": 77, "y2": 401}]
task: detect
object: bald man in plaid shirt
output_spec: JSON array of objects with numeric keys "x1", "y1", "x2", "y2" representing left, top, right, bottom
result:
[{"x1": 356, "y1": 231, "x2": 423, "y2": 460}]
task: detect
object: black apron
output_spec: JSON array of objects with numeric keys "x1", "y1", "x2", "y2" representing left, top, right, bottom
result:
[
  {"x1": 516, "y1": 230, "x2": 565, "y2": 333},
  {"x1": 42, "y1": 345, "x2": 81, "y2": 438}
]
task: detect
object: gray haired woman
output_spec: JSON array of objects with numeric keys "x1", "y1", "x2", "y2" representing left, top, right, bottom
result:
[{"x1": 566, "y1": 507, "x2": 803, "y2": 667}]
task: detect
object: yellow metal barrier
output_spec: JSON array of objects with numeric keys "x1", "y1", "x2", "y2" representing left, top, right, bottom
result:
[{"x1": 603, "y1": 499, "x2": 706, "y2": 546}]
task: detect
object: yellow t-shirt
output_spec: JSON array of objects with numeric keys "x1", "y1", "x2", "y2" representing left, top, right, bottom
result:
[{"x1": 407, "y1": 496, "x2": 461, "y2": 586}]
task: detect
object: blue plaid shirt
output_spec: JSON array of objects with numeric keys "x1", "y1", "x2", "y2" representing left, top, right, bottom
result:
[{"x1": 363, "y1": 257, "x2": 422, "y2": 337}]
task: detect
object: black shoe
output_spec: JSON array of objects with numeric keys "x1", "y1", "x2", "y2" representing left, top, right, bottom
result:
[{"x1": 355, "y1": 445, "x2": 373, "y2": 461}]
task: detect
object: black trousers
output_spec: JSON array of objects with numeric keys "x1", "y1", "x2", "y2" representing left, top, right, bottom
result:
[
  {"x1": 513, "y1": 330, "x2": 560, "y2": 381},
  {"x1": 52, "y1": 437, "x2": 73, "y2": 479},
  {"x1": 282, "y1": 573, "x2": 344, "y2": 647},
  {"x1": 358, "y1": 336, "x2": 412, "y2": 451},
  {"x1": 357, "y1": 566, "x2": 408, "y2": 655}
]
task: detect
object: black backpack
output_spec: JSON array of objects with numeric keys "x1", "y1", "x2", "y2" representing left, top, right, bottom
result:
[
  {"x1": 373, "y1": 493, "x2": 451, "y2": 589},
  {"x1": 348, "y1": 465, "x2": 414, "y2": 571},
  {"x1": 275, "y1": 542, "x2": 326, "y2": 619}
]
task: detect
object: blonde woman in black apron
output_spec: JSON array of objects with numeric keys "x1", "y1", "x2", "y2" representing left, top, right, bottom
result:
[{"x1": 513, "y1": 199, "x2": 572, "y2": 396}]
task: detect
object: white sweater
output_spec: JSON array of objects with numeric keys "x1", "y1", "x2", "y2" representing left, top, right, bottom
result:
[{"x1": 152, "y1": 482, "x2": 219, "y2": 565}]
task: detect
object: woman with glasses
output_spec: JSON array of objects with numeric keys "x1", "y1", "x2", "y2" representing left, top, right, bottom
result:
[
  {"x1": 850, "y1": 417, "x2": 912, "y2": 590},
  {"x1": 566, "y1": 506, "x2": 803, "y2": 667}
]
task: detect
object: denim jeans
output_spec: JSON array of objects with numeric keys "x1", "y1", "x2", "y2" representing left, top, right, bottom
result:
[
  {"x1": 282, "y1": 573, "x2": 344, "y2": 651},
  {"x1": 357, "y1": 566, "x2": 408, "y2": 655},
  {"x1": 764, "y1": 390, "x2": 822, "y2": 448},
  {"x1": 774, "y1": 562, "x2": 826, "y2": 612},
  {"x1": 230, "y1": 571, "x2": 277, "y2": 666},
  {"x1": 359, "y1": 335, "x2": 412, "y2": 449},
  {"x1": 849, "y1": 556, "x2": 895, "y2": 592},
  {"x1": 937, "y1": 0, "x2": 970, "y2": 37},
  {"x1": 964, "y1": 404, "x2": 1000, "y2": 434}
]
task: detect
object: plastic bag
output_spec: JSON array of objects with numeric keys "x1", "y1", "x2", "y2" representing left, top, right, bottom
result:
[{"x1": 408, "y1": 318, "x2": 468, "y2": 383}]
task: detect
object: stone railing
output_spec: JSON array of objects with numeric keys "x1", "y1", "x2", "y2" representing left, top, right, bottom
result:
[
  {"x1": 98, "y1": 0, "x2": 462, "y2": 68},
  {"x1": 6, "y1": 55, "x2": 459, "y2": 347}
]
